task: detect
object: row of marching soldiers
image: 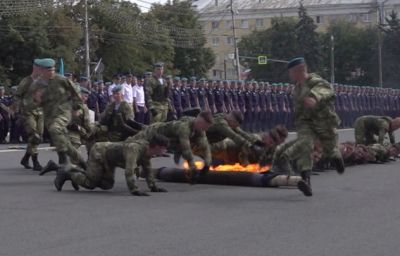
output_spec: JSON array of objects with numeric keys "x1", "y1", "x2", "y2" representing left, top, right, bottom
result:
[{"x1": 14, "y1": 58, "x2": 400, "y2": 198}]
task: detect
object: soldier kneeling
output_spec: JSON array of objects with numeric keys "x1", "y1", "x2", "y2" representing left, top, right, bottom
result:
[{"x1": 54, "y1": 134, "x2": 170, "y2": 196}]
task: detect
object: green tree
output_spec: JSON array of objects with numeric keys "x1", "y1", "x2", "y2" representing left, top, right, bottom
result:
[
  {"x1": 322, "y1": 21, "x2": 378, "y2": 86},
  {"x1": 149, "y1": 0, "x2": 215, "y2": 77},
  {"x1": 239, "y1": 18, "x2": 299, "y2": 82},
  {"x1": 295, "y1": 2, "x2": 322, "y2": 73},
  {"x1": 381, "y1": 10, "x2": 400, "y2": 88}
]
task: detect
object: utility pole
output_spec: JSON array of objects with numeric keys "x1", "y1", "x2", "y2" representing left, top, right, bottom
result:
[
  {"x1": 84, "y1": 0, "x2": 90, "y2": 81},
  {"x1": 330, "y1": 34, "x2": 335, "y2": 85},
  {"x1": 377, "y1": 0, "x2": 387, "y2": 88},
  {"x1": 230, "y1": 0, "x2": 240, "y2": 80}
]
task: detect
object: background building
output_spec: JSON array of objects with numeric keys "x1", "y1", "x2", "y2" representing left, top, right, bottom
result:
[{"x1": 198, "y1": 0, "x2": 400, "y2": 80}]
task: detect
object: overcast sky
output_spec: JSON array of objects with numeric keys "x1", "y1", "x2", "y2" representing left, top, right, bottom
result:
[{"x1": 128, "y1": 0, "x2": 171, "y2": 12}]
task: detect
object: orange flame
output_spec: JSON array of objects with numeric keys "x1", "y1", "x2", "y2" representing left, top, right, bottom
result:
[{"x1": 182, "y1": 161, "x2": 270, "y2": 173}]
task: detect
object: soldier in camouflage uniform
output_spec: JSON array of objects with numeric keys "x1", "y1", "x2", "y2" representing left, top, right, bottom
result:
[
  {"x1": 99, "y1": 85, "x2": 135, "y2": 142},
  {"x1": 67, "y1": 87, "x2": 93, "y2": 158},
  {"x1": 211, "y1": 124, "x2": 288, "y2": 167},
  {"x1": 53, "y1": 134, "x2": 170, "y2": 196},
  {"x1": 144, "y1": 62, "x2": 170, "y2": 123},
  {"x1": 271, "y1": 57, "x2": 345, "y2": 196},
  {"x1": 354, "y1": 115, "x2": 400, "y2": 145},
  {"x1": 30, "y1": 59, "x2": 86, "y2": 167},
  {"x1": 127, "y1": 111, "x2": 214, "y2": 182},
  {"x1": 15, "y1": 59, "x2": 44, "y2": 171},
  {"x1": 206, "y1": 111, "x2": 259, "y2": 153}
]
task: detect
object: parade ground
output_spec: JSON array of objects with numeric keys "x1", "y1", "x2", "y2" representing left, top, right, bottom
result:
[{"x1": 0, "y1": 129, "x2": 399, "y2": 256}]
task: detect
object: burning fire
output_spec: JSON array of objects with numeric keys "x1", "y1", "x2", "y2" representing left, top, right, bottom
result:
[{"x1": 182, "y1": 161, "x2": 270, "y2": 173}]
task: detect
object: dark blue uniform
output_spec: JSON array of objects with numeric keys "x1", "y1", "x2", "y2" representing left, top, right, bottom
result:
[
  {"x1": 197, "y1": 87, "x2": 207, "y2": 111},
  {"x1": 214, "y1": 88, "x2": 225, "y2": 113},
  {"x1": 97, "y1": 91, "x2": 109, "y2": 114},
  {"x1": 244, "y1": 89, "x2": 252, "y2": 132},
  {"x1": 223, "y1": 88, "x2": 232, "y2": 113},
  {"x1": 251, "y1": 89, "x2": 260, "y2": 132},
  {"x1": 206, "y1": 87, "x2": 215, "y2": 113},
  {"x1": 189, "y1": 87, "x2": 199, "y2": 108},
  {"x1": 180, "y1": 87, "x2": 191, "y2": 111},
  {"x1": 171, "y1": 87, "x2": 182, "y2": 118},
  {"x1": 0, "y1": 95, "x2": 11, "y2": 143}
]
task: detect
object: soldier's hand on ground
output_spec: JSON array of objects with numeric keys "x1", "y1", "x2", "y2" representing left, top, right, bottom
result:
[
  {"x1": 150, "y1": 186, "x2": 168, "y2": 192},
  {"x1": 131, "y1": 190, "x2": 150, "y2": 196},
  {"x1": 303, "y1": 96, "x2": 317, "y2": 109}
]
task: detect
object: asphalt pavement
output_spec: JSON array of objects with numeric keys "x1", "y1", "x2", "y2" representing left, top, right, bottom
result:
[{"x1": 0, "y1": 129, "x2": 399, "y2": 256}]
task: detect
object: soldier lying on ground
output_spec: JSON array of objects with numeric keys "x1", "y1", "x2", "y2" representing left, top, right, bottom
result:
[{"x1": 53, "y1": 134, "x2": 170, "y2": 196}]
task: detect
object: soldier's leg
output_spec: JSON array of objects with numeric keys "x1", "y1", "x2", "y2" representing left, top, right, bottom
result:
[
  {"x1": 316, "y1": 127, "x2": 345, "y2": 174},
  {"x1": 47, "y1": 116, "x2": 85, "y2": 166},
  {"x1": 354, "y1": 122, "x2": 365, "y2": 145}
]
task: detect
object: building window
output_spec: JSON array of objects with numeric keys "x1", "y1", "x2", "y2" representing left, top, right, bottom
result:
[
  {"x1": 363, "y1": 13, "x2": 371, "y2": 22},
  {"x1": 240, "y1": 20, "x2": 249, "y2": 29},
  {"x1": 347, "y1": 14, "x2": 356, "y2": 22},
  {"x1": 226, "y1": 36, "x2": 234, "y2": 45},
  {"x1": 256, "y1": 19, "x2": 264, "y2": 28},
  {"x1": 215, "y1": 0, "x2": 218, "y2": 6},
  {"x1": 227, "y1": 68, "x2": 236, "y2": 77},
  {"x1": 213, "y1": 69, "x2": 218, "y2": 77},
  {"x1": 211, "y1": 37, "x2": 220, "y2": 46},
  {"x1": 225, "y1": 20, "x2": 232, "y2": 29},
  {"x1": 316, "y1": 16, "x2": 323, "y2": 24},
  {"x1": 211, "y1": 21, "x2": 220, "y2": 29}
]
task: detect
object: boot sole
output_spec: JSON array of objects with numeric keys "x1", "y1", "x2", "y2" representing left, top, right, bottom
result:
[{"x1": 297, "y1": 180, "x2": 313, "y2": 197}]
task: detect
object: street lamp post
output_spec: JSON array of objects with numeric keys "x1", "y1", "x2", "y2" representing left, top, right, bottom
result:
[{"x1": 230, "y1": 0, "x2": 240, "y2": 80}]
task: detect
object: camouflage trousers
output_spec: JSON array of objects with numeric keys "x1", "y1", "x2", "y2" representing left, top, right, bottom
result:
[
  {"x1": 354, "y1": 122, "x2": 377, "y2": 145},
  {"x1": 22, "y1": 111, "x2": 44, "y2": 155},
  {"x1": 70, "y1": 143, "x2": 116, "y2": 190},
  {"x1": 45, "y1": 113, "x2": 84, "y2": 164},
  {"x1": 274, "y1": 124, "x2": 341, "y2": 173},
  {"x1": 149, "y1": 105, "x2": 168, "y2": 124}
]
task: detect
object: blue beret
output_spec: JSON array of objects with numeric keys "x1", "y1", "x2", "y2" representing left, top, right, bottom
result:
[
  {"x1": 190, "y1": 76, "x2": 197, "y2": 81},
  {"x1": 181, "y1": 77, "x2": 188, "y2": 81},
  {"x1": 80, "y1": 76, "x2": 88, "y2": 81},
  {"x1": 287, "y1": 57, "x2": 305, "y2": 69},
  {"x1": 173, "y1": 76, "x2": 181, "y2": 81},
  {"x1": 105, "y1": 82, "x2": 112, "y2": 86},
  {"x1": 95, "y1": 80, "x2": 104, "y2": 84},
  {"x1": 80, "y1": 87, "x2": 90, "y2": 95},
  {"x1": 34, "y1": 58, "x2": 56, "y2": 69},
  {"x1": 112, "y1": 85, "x2": 123, "y2": 93},
  {"x1": 153, "y1": 62, "x2": 164, "y2": 68},
  {"x1": 64, "y1": 73, "x2": 72, "y2": 77},
  {"x1": 199, "y1": 78, "x2": 206, "y2": 82},
  {"x1": 144, "y1": 72, "x2": 152, "y2": 76},
  {"x1": 166, "y1": 75, "x2": 172, "y2": 79}
]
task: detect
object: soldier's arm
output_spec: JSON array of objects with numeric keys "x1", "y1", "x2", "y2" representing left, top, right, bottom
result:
[
  {"x1": 144, "y1": 79, "x2": 154, "y2": 109},
  {"x1": 235, "y1": 127, "x2": 258, "y2": 144},
  {"x1": 141, "y1": 157, "x2": 158, "y2": 189},
  {"x1": 217, "y1": 123, "x2": 252, "y2": 147},
  {"x1": 15, "y1": 77, "x2": 29, "y2": 104},
  {"x1": 197, "y1": 132, "x2": 212, "y2": 166},
  {"x1": 178, "y1": 127, "x2": 197, "y2": 169},
  {"x1": 309, "y1": 80, "x2": 335, "y2": 102},
  {"x1": 99, "y1": 103, "x2": 113, "y2": 126},
  {"x1": 389, "y1": 131, "x2": 395, "y2": 144},
  {"x1": 378, "y1": 122, "x2": 389, "y2": 144},
  {"x1": 81, "y1": 106, "x2": 93, "y2": 138},
  {"x1": 124, "y1": 144, "x2": 140, "y2": 193},
  {"x1": 122, "y1": 102, "x2": 135, "y2": 121}
]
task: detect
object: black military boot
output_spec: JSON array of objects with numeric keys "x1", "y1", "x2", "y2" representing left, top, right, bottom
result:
[
  {"x1": 54, "y1": 167, "x2": 72, "y2": 192},
  {"x1": 39, "y1": 160, "x2": 59, "y2": 176},
  {"x1": 57, "y1": 152, "x2": 69, "y2": 165},
  {"x1": 20, "y1": 152, "x2": 32, "y2": 169},
  {"x1": 31, "y1": 154, "x2": 43, "y2": 171},
  {"x1": 297, "y1": 170, "x2": 313, "y2": 197},
  {"x1": 332, "y1": 156, "x2": 345, "y2": 174}
]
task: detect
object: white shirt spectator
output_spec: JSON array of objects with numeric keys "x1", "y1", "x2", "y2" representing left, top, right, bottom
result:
[
  {"x1": 122, "y1": 82, "x2": 134, "y2": 104},
  {"x1": 108, "y1": 83, "x2": 117, "y2": 98},
  {"x1": 132, "y1": 84, "x2": 145, "y2": 107}
]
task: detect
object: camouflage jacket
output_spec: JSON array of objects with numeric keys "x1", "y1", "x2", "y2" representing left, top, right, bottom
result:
[
  {"x1": 206, "y1": 113, "x2": 252, "y2": 147},
  {"x1": 15, "y1": 75, "x2": 42, "y2": 115},
  {"x1": 355, "y1": 115, "x2": 394, "y2": 144},
  {"x1": 144, "y1": 75, "x2": 170, "y2": 110},
  {"x1": 293, "y1": 73, "x2": 339, "y2": 128},
  {"x1": 128, "y1": 116, "x2": 211, "y2": 168}
]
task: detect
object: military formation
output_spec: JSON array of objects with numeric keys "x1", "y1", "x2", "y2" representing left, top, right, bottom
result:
[{"x1": 1, "y1": 57, "x2": 400, "y2": 198}]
